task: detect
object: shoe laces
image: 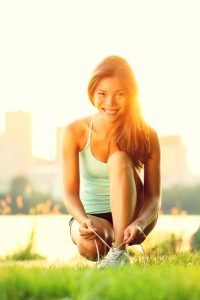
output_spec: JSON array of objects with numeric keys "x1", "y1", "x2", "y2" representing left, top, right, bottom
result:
[
  {"x1": 91, "y1": 228, "x2": 128, "y2": 263},
  {"x1": 91, "y1": 228, "x2": 147, "y2": 264}
]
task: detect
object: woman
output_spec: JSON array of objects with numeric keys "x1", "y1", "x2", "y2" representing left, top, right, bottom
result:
[{"x1": 62, "y1": 55, "x2": 161, "y2": 268}]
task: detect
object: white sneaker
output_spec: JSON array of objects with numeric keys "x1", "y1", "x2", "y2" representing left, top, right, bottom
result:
[{"x1": 97, "y1": 247, "x2": 131, "y2": 269}]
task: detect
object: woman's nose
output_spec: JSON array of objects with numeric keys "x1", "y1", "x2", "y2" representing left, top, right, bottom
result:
[{"x1": 105, "y1": 94, "x2": 115, "y2": 106}]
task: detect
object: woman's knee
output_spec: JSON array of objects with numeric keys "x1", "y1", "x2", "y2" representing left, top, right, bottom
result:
[
  {"x1": 70, "y1": 216, "x2": 114, "y2": 261},
  {"x1": 107, "y1": 151, "x2": 132, "y2": 169},
  {"x1": 78, "y1": 238, "x2": 108, "y2": 261}
]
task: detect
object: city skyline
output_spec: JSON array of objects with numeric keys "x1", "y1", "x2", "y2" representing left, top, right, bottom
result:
[{"x1": 0, "y1": 109, "x2": 199, "y2": 175}]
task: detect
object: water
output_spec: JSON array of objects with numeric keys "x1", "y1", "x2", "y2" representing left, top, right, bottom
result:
[{"x1": 0, "y1": 215, "x2": 199, "y2": 261}]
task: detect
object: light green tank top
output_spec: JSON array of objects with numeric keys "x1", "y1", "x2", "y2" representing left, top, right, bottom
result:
[{"x1": 79, "y1": 117, "x2": 111, "y2": 214}]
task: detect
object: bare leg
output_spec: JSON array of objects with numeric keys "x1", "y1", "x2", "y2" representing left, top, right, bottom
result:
[{"x1": 107, "y1": 151, "x2": 137, "y2": 249}]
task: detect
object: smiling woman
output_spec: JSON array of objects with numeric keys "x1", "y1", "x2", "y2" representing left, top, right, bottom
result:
[{"x1": 62, "y1": 55, "x2": 161, "y2": 268}]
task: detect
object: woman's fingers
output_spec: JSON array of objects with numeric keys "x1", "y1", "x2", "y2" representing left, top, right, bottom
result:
[
  {"x1": 123, "y1": 225, "x2": 146, "y2": 245},
  {"x1": 123, "y1": 229, "x2": 131, "y2": 241},
  {"x1": 123, "y1": 230, "x2": 131, "y2": 244},
  {"x1": 79, "y1": 227, "x2": 95, "y2": 235},
  {"x1": 79, "y1": 229, "x2": 96, "y2": 239},
  {"x1": 79, "y1": 218, "x2": 97, "y2": 240},
  {"x1": 124, "y1": 233, "x2": 135, "y2": 245}
]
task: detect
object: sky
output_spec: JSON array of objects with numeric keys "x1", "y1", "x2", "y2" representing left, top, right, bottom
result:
[{"x1": 0, "y1": 0, "x2": 200, "y2": 173}]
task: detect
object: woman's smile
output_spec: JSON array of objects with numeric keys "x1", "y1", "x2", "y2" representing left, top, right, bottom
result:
[{"x1": 102, "y1": 108, "x2": 120, "y2": 115}]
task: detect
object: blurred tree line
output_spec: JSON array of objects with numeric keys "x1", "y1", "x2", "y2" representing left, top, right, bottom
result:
[
  {"x1": 0, "y1": 175, "x2": 200, "y2": 215},
  {"x1": 0, "y1": 175, "x2": 66, "y2": 215},
  {"x1": 162, "y1": 184, "x2": 200, "y2": 214}
]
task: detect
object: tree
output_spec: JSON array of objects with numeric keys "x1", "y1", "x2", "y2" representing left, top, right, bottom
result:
[{"x1": 9, "y1": 175, "x2": 30, "y2": 198}]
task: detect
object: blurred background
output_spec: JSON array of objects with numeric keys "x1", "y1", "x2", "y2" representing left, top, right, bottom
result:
[{"x1": 0, "y1": 0, "x2": 199, "y2": 261}]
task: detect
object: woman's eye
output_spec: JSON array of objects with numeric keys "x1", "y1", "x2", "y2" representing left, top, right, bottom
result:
[
  {"x1": 117, "y1": 92, "x2": 125, "y2": 97},
  {"x1": 98, "y1": 92, "x2": 105, "y2": 96}
]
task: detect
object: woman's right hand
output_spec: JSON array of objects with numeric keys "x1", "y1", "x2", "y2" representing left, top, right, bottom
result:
[{"x1": 79, "y1": 218, "x2": 97, "y2": 240}]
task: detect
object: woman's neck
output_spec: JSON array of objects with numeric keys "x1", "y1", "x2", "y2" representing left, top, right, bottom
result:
[{"x1": 93, "y1": 113, "x2": 121, "y2": 138}]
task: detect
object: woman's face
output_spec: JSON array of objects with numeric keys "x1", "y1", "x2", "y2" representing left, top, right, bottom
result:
[{"x1": 93, "y1": 76, "x2": 129, "y2": 122}]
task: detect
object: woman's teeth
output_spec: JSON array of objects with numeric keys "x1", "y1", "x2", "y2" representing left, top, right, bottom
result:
[{"x1": 104, "y1": 109, "x2": 118, "y2": 114}]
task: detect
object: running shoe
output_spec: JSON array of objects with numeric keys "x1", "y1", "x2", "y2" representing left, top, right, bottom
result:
[{"x1": 97, "y1": 246, "x2": 131, "y2": 269}]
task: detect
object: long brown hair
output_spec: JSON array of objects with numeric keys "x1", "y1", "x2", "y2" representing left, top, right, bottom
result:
[{"x1": 88, "y1": 55, "x2": 151, "y2": 169}]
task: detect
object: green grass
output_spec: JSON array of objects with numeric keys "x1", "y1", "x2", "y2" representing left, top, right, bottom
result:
[{"x1": 0, "y1": 252, "x2": 200, "y2": 300}]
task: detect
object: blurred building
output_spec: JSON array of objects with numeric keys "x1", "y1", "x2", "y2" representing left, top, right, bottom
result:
[
  {"x1": 56, "y1": 127, "x2": 64, "y2": 163},
  {"x1": 0, "y1": 111, "x2": 63, "y2": 197},
  {"x1": 27, "y1": 158, "x2": 62, "y2": 198},
  {"x1": 0, "y1": 111, "x2": 32, "y2": 181},
  {"x1": 0, "y1": 133, "x2": 8, "y2": 191},
  {"x1": 160, "y1": 135, "x2": 190, "y2": 187}
]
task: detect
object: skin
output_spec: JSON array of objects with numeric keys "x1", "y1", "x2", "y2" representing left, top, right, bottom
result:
[{"x1": 62, "y1": 76, "x2": 161, "y2": 261}]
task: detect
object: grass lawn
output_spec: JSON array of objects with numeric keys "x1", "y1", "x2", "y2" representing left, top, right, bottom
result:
[{"x1": 0, "y1": 251, "x2": 200, "y2": 300}]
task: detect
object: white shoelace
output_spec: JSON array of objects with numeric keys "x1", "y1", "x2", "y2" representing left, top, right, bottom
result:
[{"x1": 91, "y1": 228, "x2": 146, "y2": 264}]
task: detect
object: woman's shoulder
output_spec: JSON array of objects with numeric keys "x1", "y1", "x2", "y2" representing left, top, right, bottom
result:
[
  {"x1": 146, "y1": 126, "x2": 160, "y2": 158},
  {"x1": 64, "y1": 115, "x2": 92, "y2": 133},
  {"x1": 147, "y1": 126, "x2": 159, "y2": 142},
  {"x1": 63, "y1": 115, "x2": 93, "y2": 149}
]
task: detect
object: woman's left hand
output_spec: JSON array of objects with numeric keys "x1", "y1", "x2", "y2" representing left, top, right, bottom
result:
[{"x1": 123, "y1": 222, "x2": 146, "y2": 245}]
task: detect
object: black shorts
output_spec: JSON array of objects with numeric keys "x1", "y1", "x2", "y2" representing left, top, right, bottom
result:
[{"x1": 69, "y1": 212, "x2": 113, "y2": 233}]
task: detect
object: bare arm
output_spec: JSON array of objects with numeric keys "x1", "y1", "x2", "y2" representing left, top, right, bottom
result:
[
  {"x1": 123, "y1": 129, "x2": 161, "y2": 245},
  {"x1": 136, "y1": 129, "x2": 161, "y2": 230},
  {"x1": 62, "y1": 123, "x2": 88, "y2": 224}
]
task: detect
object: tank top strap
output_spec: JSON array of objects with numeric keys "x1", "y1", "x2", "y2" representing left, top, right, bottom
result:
[{"x1": 83, "y1": 116, "x2": 93, "y2": 150}]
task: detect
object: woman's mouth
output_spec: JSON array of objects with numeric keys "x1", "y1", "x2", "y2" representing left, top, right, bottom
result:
[{"x1": 103, "y1": 108, "x2": 119, "y2": 115}]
